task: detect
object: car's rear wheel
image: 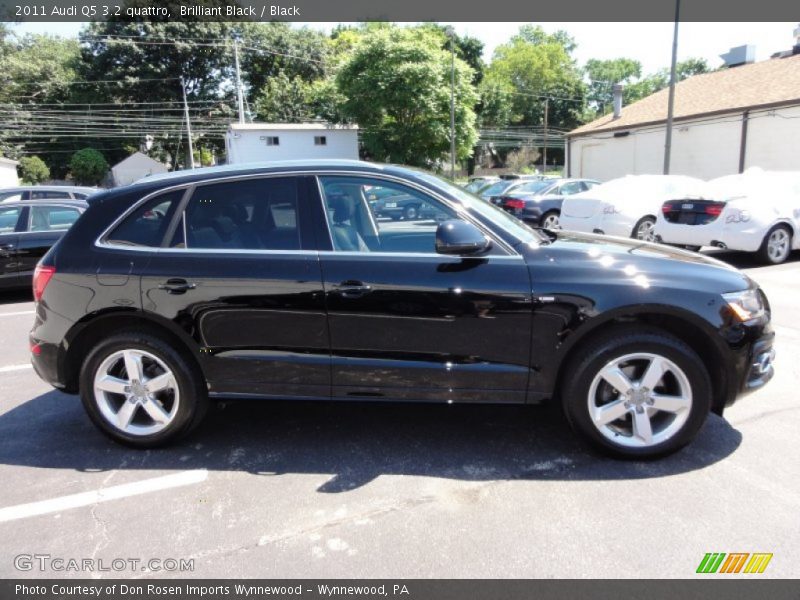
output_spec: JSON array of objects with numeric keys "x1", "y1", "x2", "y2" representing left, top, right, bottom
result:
[
  {"x1": 79, "y1": 331, "x2": 208, "y2": 448},
  {"x1": 541, "y1": 211, "x2": 561, "y2": 230},
  {"x1": 632, "y1": 216, "x2": 657, "y2": 242},
  {"x1": 758, "y1": 224, "x2": 792, "y2": 265},
  {"x1": 562, "y1": 328, "x2": 711, "y2": 459},
  {"x1": 403, "y1": 204, "x2": 419, "y2": 220}
]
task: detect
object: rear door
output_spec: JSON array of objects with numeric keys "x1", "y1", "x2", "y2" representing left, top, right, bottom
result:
[
  {"x1": 139, "y1": 175, "x2": 330, "y2": 399},
  {"x1": 314, "y1": 174, "x2": 533, "y2": 404},
  {"x1": 0, "y1": 204, "x2": 24, "y2": 289}
]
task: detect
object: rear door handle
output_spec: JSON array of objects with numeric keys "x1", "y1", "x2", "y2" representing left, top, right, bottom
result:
[
  {"x1": 334, "y1": 280, "x2": 372, "y2": 298},
  {"x1": 158, "y1": 278, "x2": 197, "y2": 294}
]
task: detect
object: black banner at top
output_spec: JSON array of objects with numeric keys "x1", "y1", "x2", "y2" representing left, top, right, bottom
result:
[{"x1": 1, "y1": 0, "x2": 799, "y2": 22}]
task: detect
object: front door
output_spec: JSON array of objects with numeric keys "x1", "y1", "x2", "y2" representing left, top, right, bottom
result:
[
  {"x1": 314, "y1": 175, "x2": 533, "y2": 403},
  {"x1": 0, "y1": 204, "x2": 24, "y2": 289}
]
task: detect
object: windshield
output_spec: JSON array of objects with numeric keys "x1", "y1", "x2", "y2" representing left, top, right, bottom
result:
[
  {"x1": 411, "y1": 170, "x2": 543, "y2": 245},
  {"x1": 479, "y1": 180, "x2": 514, "y2": 197}
]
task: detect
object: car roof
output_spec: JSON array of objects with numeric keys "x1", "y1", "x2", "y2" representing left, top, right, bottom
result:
[
  {"x1": 2, "y1": 198, "x2": 88, "y2": 208},
  {"x1": 0, "y1": 185, "x2": 98, "y2": 194}
]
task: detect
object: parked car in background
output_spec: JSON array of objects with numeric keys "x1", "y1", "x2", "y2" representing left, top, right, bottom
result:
[
  {"x1": 367, "y1": 184, "x2": 443, "y2": 221},
  {"x1": 499, "y1": 178, "x2": 600, "y2": 229},
  {"x1": 463, "y1": 176, "x2": 500, "y2": 194},
  {"x1": 559, "y1": 175, "x2": 710, "y2": 241},
  {"x1": 30, "y1": 160, "x2": 774, "y2": 459},
  {"x1": 656, "y1": 169, "x2": 800, "y2": 264},
  {"x1": 0, "y1": 198, "x2": 87, "y2": 290},
  {"x1": 0, "y1": 185, "x2": 98, "y2": 203},
  {"x1": 479, "y1": 176, "x2": 557, "y2": 205}
]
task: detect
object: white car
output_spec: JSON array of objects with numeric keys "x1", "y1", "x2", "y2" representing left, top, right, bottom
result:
[
  {"x1": 655, "y1": 169, "x2": 800, "y2": 264},
  {"x1": 559, "y1": 175, "x2": 710, "y2": 241}
]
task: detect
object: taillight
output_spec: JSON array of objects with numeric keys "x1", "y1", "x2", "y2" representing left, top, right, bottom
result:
[
  {"x1": 705, "y1": 203, "x2": 725, "y2": 217},
  {"x1": 662, "y1": 202, "x2": 676, "y2": 214},
  {"x1": 505, "y1": 199, "x2": 525, "y2": 210},
  {"x1": 33, "y1": 264, "x2": 55, "y2": 302}
]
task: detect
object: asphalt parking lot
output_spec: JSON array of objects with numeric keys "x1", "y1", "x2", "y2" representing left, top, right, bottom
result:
[{"x1": 0, "y1": 250, "x2": 798, "y2": 579}]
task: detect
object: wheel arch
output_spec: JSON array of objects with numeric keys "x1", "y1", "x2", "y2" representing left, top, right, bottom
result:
[
  {"x1": 550, "y1": 305, "x2": 732, "y2": 415},
  {"x1": 60, "y1": 309, "x2": 204, "y2": 393}
]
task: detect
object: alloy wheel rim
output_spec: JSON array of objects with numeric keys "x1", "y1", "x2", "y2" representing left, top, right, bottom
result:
[
  {"x1": 93, "y1": 349, "x2": 180, "y2": 436},
  {"x1": 587, "y1": 352, "x2": 692, "y2": 448},
  {"x1": 637, "y1": 220, "x2": 656, "y2": 241},
  {"x1": 543, "y1": 214, "x2": 560, "y2": 229},
  {"x1": 406, "y1": 206, "x2": 417, "y2": 219},
  {"x1": 767, "y1": 229, "x2": 790, "y2": 261}
]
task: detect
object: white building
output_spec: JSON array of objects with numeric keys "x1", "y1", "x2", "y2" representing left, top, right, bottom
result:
[
  {"x1": 111, "y1": 152, "x2": 168, "y2": 187},
  {"x1": 225, "y1": 123, "x2": 359, "y2": 164},
  {"x1": 566, "y1": 50, "x2": 800, "y2": 182},
  {"x1": 0, "y1": 157, "x2": 20, "y2": 187}
]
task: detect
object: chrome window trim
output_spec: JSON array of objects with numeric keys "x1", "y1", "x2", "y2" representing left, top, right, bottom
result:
[{"x1": 94, "y1": 169, "x2": 527, "y2": 256}]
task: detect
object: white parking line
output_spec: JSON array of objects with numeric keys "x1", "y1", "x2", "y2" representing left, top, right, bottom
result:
[
  {"x1": 0, "y1": 311, "x2": 35, "y2": 317},
  {"x1": 0, "y1": 469, "x2": 209, "y2": 523},
  {"x1": 0, "y1": 364, "x2": 32, "y2": 374}
]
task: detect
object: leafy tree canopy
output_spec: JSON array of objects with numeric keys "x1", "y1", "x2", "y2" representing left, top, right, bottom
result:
[{"x1": 69, "y1": 148, "x2": 109, "y2": 185}]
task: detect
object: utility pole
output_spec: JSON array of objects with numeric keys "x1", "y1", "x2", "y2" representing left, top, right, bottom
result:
[
  {"x1": 663, "y1": 0, "x2": 681, "y2": 174},
  {"x1": 448, "y1": 28, "x2": 456, "y2": 181},
  {"x1": 233, "y1": 38, "x2": 245, "y2": 124},
  {"x1": 180, "y1": 77, "x2": 195, "y2": 169},
  {"x1": 542, "y1": 98, "x2": 549, "y2": 175}
]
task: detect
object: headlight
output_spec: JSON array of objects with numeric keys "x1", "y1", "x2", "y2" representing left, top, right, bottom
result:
[{"x1": 722, "y1": 289, "x2": 766, "y2": 321}]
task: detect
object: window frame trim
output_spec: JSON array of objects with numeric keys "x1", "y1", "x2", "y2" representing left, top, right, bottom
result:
[{"x1": 94, "y1": 170, "x2": 523, "y2": 259}]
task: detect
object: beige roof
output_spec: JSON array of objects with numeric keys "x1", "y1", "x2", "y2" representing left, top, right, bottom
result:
[{"x1": 569, "y1": 54, "x2": 800, "y2": 137}]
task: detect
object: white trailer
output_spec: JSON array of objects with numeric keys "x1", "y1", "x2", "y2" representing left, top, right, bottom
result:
[{"x1": 225, "y1": 123, "x2": 359, "y2": 164}]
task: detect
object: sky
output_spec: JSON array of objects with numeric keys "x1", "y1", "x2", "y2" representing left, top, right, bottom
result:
[{"x1": 7, "y1": 21, "x2": 799, "y2": 74}]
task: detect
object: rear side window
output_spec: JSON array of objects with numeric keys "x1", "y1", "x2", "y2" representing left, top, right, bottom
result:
[
  {"x1": 171, "y1": 177, "x2": 300, "y2": 251},
  {"x1": 106, "y1": 190, "x2": 184, "y2": 247},
  {"x1": 31, "y1": 190, "x2": 72, "y2": 199},
  {"x1": 0, "y1": 205, "x2": 22, "y2": 233},
  {"x1": 29, "y1": 206, "x2": 81, "y2": 231}
]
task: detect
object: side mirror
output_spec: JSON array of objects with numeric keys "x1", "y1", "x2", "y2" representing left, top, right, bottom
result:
[{"x1": 435, "y1": 220, "x2": 492, "y2": 255}]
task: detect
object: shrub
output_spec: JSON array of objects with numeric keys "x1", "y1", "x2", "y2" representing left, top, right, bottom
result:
[
  {"x1": 69, "y1": 148, "x2": 109, "y2": 186},
  {"x1": 17, "y1": 156, "x2": 50, "y2": 184}
]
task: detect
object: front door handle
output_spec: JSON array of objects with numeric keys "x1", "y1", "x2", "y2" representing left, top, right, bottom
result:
[
  {"x1": 334, "y1": 280, "x2": 373, "y2": 298},
  {"x1": 158, "y1": 278, "x2": 197, "y2": 295}
]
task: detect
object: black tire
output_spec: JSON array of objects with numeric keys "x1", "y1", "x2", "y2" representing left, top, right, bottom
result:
[
  {"x1": 757, "y1": 224, "x2": 793, "y2": 265},
  {"x1": 540, "y1": 210, "x2": 561, "y2": 230},
  {"x1": 561, "y1": 326, "x2": 712, "y2": 459},
  {"x1": 631, "y1": 216, "x2": 657, "y2": 242},
  {"x1": 683, "y1": 245, "x2": 702, "y2": 252},
  {"x1": 403, "y1": 204, "x2": 420, "y2": 220},
  {"x1": 79, "y1": 331, "x2": 208, "y2": 448}
]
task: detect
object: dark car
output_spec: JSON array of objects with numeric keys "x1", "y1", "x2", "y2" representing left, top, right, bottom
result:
[
  {"x1": 30, "y1": 160, "x2": 774, "y2": 459},
  {"x1": 478, "y1": 177, "x2": 546, "y2": 204},
  {"x1": 0, "y1": 199, "x2": 87, "y2": 290},
  {"x1": 366, "y1": 185, "x2": 441, "y2": 221},
  {"x1": 499, "y1": 179, "x2": 600, "y2": 229}
]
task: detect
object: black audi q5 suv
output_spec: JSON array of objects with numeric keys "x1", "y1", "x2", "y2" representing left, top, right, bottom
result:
[{"x1": 29, "y1": 160, "x2": 775, "y2": 458}]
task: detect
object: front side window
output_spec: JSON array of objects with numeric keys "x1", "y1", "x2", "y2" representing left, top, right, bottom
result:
[
  {"x1": 172, "y1": 177, "x2": 300, "y2": 251},
  {"x1": 106, "y1": 190, "x2": 184, "y2": 247},
  {"x1": 29, "y1": 206, "x2": 81, "y2": 231},
  {"x1": 319, "y1": 176, "x2": 455, "y2": 254},
  {"x1": 0, "y1": 206, "x2": 22, "y2": 233}
]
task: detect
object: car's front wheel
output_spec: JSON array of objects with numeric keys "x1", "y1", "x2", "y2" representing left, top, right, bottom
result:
[
  {"x1": 758, "y1": 224, "x2": 793, "y2": 265},
  {"x1": 562, "y1": 328, "x2": 711, "y2": 459},
  {"x1": 79, "y1": 331, "x2": 208, "y2": 448}
]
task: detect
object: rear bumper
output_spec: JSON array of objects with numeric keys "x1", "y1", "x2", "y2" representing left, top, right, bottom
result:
[{"x1": 655, "y1": 218, "x2": 764, "y2": 253}]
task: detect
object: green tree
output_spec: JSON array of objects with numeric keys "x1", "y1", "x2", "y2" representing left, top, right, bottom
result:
[
  {"x1": 484, "y1": 25, "x2": 586, "y2": 131},
  {"x1": 69, "y1": 148, "x2": 109, "y2": 185},
  {"x1": 336, "y1": 27, "x2": 478, "y2": 168},
  {"x1": 254, "y1": 73, "x2": 314, "y2": 123},
  {"x1": 18, "y1": 156, "x2": 50, "y2": 184},
  {"x1": 624, "y1": 58, "x2": 713, "y2": 105},
  {"x1": 584, "y1": 58, "x2": 642, "y2": 114}
]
